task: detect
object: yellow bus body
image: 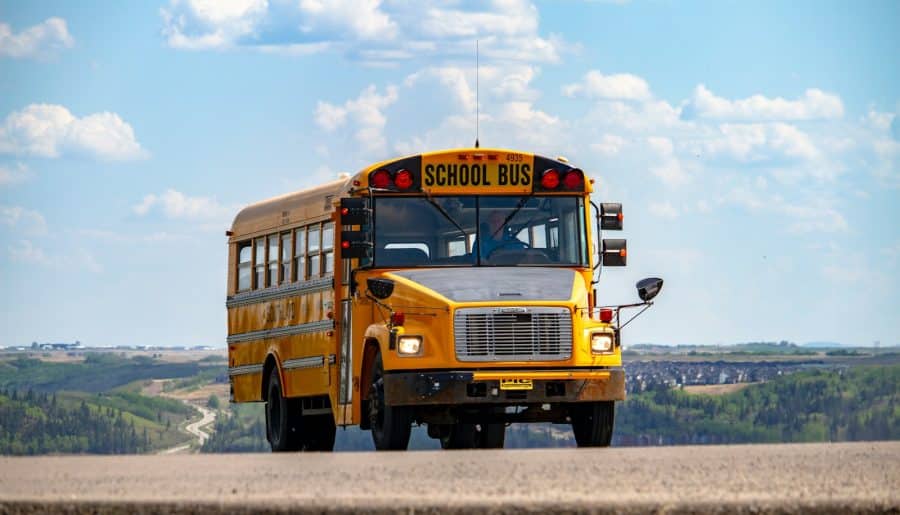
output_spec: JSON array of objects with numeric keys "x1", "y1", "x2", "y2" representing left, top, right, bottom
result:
[{"x1": 226, "y1": 148, "x2": 625, "y2": 439}]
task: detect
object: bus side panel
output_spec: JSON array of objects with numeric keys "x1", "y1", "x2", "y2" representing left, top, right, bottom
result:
[
  {"x1": 228, "y1": 338, "x2": 267, "y2": 402},
  {"x1": 280, "y1": 331, "x2": 331, "y2": 398}
]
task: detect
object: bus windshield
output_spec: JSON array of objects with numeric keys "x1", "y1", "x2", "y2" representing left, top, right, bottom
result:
[{"x1": 373, "y1": 196, "x2": 588, "y2": 267}]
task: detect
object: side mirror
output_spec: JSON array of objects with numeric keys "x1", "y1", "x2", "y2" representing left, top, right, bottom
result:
[
  {"x1": 340, "y1": 231, "x2": 372, "y2": 259},
  {"x1": 600, "y1": 203, "x2": 623, "y2": 230},
  {"x1": 602, "y1": 239, "x2": 627, "y2": 266},
  {"x1": 367, "y1": 278, "x2": 395, "y2": 299},
  {"x1": 636, "y1": 277, "x2": 663, "y2": 302},
  {"x1": 339, "y1": 197, "x2": 373, "y2": 259}
]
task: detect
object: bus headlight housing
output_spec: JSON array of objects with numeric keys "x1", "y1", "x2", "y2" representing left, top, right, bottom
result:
[
  {"x1": 397, "y1": 336, "x2": 423, "y2": 356},
  {"x1": 591, "y1": 332, "x2": 615, "y2": 354}
]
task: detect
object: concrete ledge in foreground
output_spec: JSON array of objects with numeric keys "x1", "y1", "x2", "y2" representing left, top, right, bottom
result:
[{"x1": 1, "y1": 442, "x2": 898, "y2": 514}]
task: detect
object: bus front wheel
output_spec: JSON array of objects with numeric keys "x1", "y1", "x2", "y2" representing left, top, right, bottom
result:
[
  {"x1": 265, "y1": 368, "x2": 303, "y2": 452},
  {"x1": 368, "y1": 351, "x2": 412, "y2": 450},
  {"x1": 570, "y1": 401, "x2": 615, "y2": 447}
]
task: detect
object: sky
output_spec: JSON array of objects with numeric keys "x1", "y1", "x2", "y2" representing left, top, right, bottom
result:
[{"x1": 1, "y1": 0, "x2": 898, "y2": 348}]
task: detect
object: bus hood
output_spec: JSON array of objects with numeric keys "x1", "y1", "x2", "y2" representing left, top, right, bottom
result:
[{"x1": 389, "y1": 267, "x2": 577, "y2": 303}]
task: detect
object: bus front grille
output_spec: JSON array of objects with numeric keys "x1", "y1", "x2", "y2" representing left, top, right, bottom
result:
[{"x1": 454, "y1": 307, "x2": 572, "y2": 362}]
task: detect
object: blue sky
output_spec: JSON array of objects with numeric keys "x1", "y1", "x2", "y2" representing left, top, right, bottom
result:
[{"x1": 1, "y1": 0, "x2": 898, "y2": 347}]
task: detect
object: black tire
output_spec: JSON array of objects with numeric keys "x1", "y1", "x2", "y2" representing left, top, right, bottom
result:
[
  {"x1": 303, "y1": 415, "x2": 336, "y2": 452},
  {"x1": 439, "y1": 423, "x2": 479, "y2": 449},
  {"x1": 440, "y1": 423, "x2": 505, "y2": 449},
  {"x1": 570, "y1": 401, "x2": 615, "y2": 448},
  {"x1": 479, "y1": 423, "x2": 506, "y2": 449},
  {"x1": 265, "y1": 368, "x2": 303, "y2": 452},
  {"x1": 368, "y1": 351, "x2": 412, "y2": 450}
]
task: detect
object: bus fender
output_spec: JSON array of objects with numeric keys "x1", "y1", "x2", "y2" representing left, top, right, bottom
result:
[{"x1": 261, "y1": 349, "x2": 285, "y2": 402}]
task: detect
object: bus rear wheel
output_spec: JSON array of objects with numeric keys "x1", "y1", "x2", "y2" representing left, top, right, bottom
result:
[
  {"x1": 303, "y1": 414, "x2": 336, "y2": 452},
  {"x1": 570, "y1": 401, "x2": 615, "y2": 448},
  {"x1": 265, "y1": 368, "x2": 303, "y2": 452},
  {"x1": 439, "y1": 423, "x2": 505, "y2": 449},
  {"x1": 368, "y1": 351, "x2": 412, "y2": 450}
]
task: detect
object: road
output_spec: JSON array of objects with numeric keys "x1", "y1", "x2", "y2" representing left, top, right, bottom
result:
[
  {"x1": 157, "y1": 402, "x2": 217, "y2": 455},
  {"x1": 1, "y1": 442, "x2": 897, "y2": 513}
]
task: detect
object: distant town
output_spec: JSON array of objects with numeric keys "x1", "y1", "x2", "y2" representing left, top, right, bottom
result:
[{"x1": 3, "y1": 341, "x2": 219, "y2": 352}]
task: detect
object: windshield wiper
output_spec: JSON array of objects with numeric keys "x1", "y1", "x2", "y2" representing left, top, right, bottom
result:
[
  {"x1": 423, "y1": 192, "x2": 469, "y2": 243},
  {"x1": 492, "y1": 195, "x2": 531, "y2": 238}
]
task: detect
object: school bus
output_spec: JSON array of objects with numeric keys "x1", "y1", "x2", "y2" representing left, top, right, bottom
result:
[{"x1": 225, "y1": 148, "x2": 662, "y2": 451}]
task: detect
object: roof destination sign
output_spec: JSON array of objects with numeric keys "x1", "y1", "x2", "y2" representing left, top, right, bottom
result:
[{"x1": 421, "y1": 152, "x2": 535, "y2": 194}]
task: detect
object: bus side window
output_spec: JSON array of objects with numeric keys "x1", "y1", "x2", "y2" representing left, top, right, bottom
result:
[
  {"x1": 237, "y1": 242, "x2": 252, "y2": 291},
  {"x1": 254, "y1": 238, "x2": 265, "y2": 289},
  {"x1": 294, "y1": 227, "x2": 306, "y2": 282},
  {"x1": 280, "y1": 232, "x2": 292, "y2": 283},
  {"x1": 447, "y1": 238, "x2": 466, "y2": 257},
  {"x1": 267, "y1": 234, "x2": 278, "y2": 287},
  {"x1": 308, "y1": 224, "x2": 321, "y2": 278},
  {"x1": 531, "y1": 224, "x2": 547, "y2": 248},
  {"x1": 322, "y1": 222, "x2": 334, "y2": 274}
]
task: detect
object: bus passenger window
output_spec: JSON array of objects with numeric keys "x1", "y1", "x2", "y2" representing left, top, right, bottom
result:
[
  {"x1": 267, "y1": 235, "x2": 278, "y2": 287},
  {"x1": 237, "y1": 243, "x2": 252, "y2": 291},
  {"x1": 254, "y1": 238, "x2": 265, "y2": 289},
  {"x1": 322, "y1": 222, "x2": 334, "y2": 274},
  {"x1": 280, "y1": 232, "x2": 292, "y2": 283},
  {"x1": 531, "y1": 224, "x2": 547, "y2": 248},
  {"x1": 308, "y1": 224, "x2": 321, "y2": 278},
  {"x1": 294, "y1": 228, "x2": 306, "y2": 282},
  {"x1": 448, "y1": 238, "x2": 467, "y2": 257}
]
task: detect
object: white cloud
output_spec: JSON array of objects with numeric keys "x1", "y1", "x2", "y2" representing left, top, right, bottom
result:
[
  {"x1": 160, "y1": 0, "x2": 567, "y2": 64},
  {"x1": 696, "y1": 123, "x2": 820, "y2": 163},
  {"x1": 563, "y1": 71, "x2": 651, "y2": 101},
  {"x1": 133, "y1": 189, "x2": 229, "y2": 220},
  {"x1": 646, "y1": 136, "x2": 689, "y2": 186},
  {"x1": 161, "y1": 0, "x2": 269, "y2": 50},
  {"x1": 299, "y1": 0, "x2": 396, "y2": 40},
  {"x1": 0, "y1": 17, "x2": 74, "y2": 59},
  {"x1": 0, "y1": 104, "x2": 146, "y2": 161},
  {"x1": 0, "y1": 162, "x2": 31, "y2": 185},
  {"x1": 590, "y1": 134, "x2": 626, "y2": 156},
  {"x1": 722, "y1": 187, "x2": 847, "y2": 234},
  {"x1": 315, "y1": 85, "x2": 398, "y2": 153},
  {"x1": 649, "y1": 201, "x2": 679, "y2": 219},
  {"x1": 8, "y1": 239, "x2": 101, "y2": 273},
  {"x1": 683, "y1": 85, "x2": 844, "y2": 121},
  {"x1": 1, "y1": 205, "x2": 47, "y2": 235}
]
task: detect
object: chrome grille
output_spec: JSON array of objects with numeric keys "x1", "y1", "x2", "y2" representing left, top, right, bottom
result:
[{"x1": 454, "y1": 307, "x2": 572, "y2": 361}]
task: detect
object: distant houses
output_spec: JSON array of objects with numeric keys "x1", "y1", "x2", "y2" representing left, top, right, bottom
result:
[{"x1": 31, "y1": 341, "x2": 85, "y2": 351}]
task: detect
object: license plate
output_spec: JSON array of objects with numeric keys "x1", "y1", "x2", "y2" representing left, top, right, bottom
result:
[{"x1": 499, "y1": 378, "x2": 533, "y2": 391}]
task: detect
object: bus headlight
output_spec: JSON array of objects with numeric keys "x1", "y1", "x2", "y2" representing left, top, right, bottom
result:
[
  {"x1": 398, "y1": 336, "x2": 423, "y2": 356},
  {"x1": 591, "y1": 333, "x2": 615, "y2": 354}
]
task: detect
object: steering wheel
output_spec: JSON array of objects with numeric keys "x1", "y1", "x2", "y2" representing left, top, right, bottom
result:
[{"x1": 487, "y1": 239, "x2": 530, "y2": 258}]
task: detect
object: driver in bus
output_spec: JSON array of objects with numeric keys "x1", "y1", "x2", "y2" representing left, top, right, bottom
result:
[{"x1": 475, "y1": 210, "x2": 527, "y2": 262}]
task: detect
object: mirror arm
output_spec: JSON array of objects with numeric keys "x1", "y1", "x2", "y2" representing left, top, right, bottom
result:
[
  {"x1": 617, "y1": 301, "x2": 653, "y2": 331},
  {"x1": 365, "y1": 291, "x2": 392, "y2": 324}
]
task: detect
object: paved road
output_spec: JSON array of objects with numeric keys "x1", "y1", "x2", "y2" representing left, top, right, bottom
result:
[
  {"x1": 1, "y1": 442, "x2": 897, "y2": 514},
  {"x1": 157, "y1": 402, "x2": 217, "y2": 455}
]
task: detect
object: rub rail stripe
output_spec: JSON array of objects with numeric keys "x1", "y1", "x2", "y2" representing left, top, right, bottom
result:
[
  {"x1": 283, "y1": 355, "x2": 325, "y2": 370},
  {"x1": 225, "y1": 276, "x2": 333, "y2": 309},
  {"x1": 226, "y1": 319, "x2": 334, "y2": 344},
  {"x1": 228, "y1": 364, "x2": 264, "y2": 377}
]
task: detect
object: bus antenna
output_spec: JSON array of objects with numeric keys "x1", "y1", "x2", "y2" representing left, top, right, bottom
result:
[{"x1": 475, "y1": 39, "x2": 480, "y2": 149}]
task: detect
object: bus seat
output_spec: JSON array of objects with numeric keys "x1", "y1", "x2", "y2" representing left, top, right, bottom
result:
[{"x1": 380, "y1": 248, "x2": 430, "y2": 266}]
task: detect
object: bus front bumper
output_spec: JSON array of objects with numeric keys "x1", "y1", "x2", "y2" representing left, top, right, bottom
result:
[{"x1": 383, "y1": 368, "x2": 625, "y2": 406}]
